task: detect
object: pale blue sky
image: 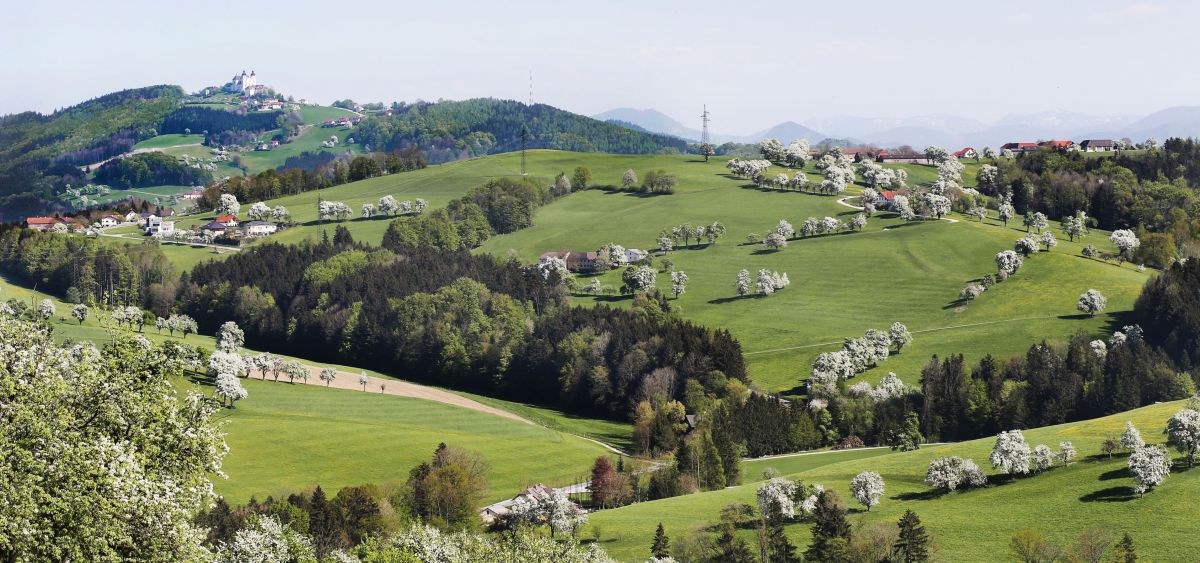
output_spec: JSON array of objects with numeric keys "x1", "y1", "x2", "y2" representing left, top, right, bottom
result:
[{"x1": 2, "y1": 0, "x2": 1197, "y2": 132}]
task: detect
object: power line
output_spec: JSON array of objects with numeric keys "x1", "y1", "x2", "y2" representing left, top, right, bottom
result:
[{"x1": 700, "y1": 104, "x2": 711, "y2": 147}]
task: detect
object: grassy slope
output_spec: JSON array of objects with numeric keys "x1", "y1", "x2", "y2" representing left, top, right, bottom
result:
[
  {"x1": 133, "y1": 133, "x2": 204, "y2": 150},
  {"x1": 0, "y1": 274, "x2": 610, "y2": 506},
  {"x1": 472, "y1": 153, "x2": 1148, "y2": 393},
  {"x1": 588, "y1": 400, "x2": 1197, "y2": 562}
]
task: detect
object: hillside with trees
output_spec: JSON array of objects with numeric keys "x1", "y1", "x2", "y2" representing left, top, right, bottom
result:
[
  {"x1": 0, "y1": 85, "x2": 184, "y2": 220},
  {"x1": 352, "y1": 98, "x2": 689, "y2": 163}
]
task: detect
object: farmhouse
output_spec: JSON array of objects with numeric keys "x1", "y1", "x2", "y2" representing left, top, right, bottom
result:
[
  {"x1": 1001, "y1": 142, "x2": 1038, "y2": 152},
  {"x1": 1080, "y1": 139, "x2": 1114, "y2": 152},
  {"x1": 876, "y1": 150, "x2": 930, "y2": 164},
  {"x1": 23, "y1": 217, "x2": 61, "y2": 231},
  {"x1": 625, "y1": 248, "x2": 649, "y2": 263},
  {"x1": 200, "y1": 222, "x2": 227, "y2": 236},
  {"x1": 480, "y1": 483, "x2": 566, "y2": 524},
  {"x1": 99, "y1": 215, "x2": 122, "y2": 227},
  {"x1": 125, "y1": 211, "x2": 141, "y2": 222},
  {"x1": 539, "y1": 250, "x2": 599, "y2": 273},
  {"x1": 243, "y1": 221, "x2": 278, "y2": 237},
  {"x1": 1039, "y1": 140, "x2": 1076, "y2": 150},
  {"x1": 215, "y1": 214, "x2": 239, "y2": 227},
  {"x1": 181, "y1": 190, "x2": 204, "y2": 199},
  {"x1": 953, "y1": 147, "x2": 977, "y2": 159}
]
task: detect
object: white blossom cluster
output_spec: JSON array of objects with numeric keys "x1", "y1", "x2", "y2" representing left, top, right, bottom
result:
[
  {"x1": 849, "y1": 471, "x2": 885, "y2": 510},
  {"x1": 507, "y1": 488, "x2": 589, "y2": 537},
  {"x1": 318, "y1": 200, "x2": 353, "y2": 221},
  {"x1": 925, "y1": 456, "x2": 987, "y2": 491},
  {"x1": 0, "y1": 314, "x2": 227, "y2": 560},
  {"x1": 756, "y1": 269, "x2": 789, "y2": 295},
  {"x1": 1128, "y1": 444, "x2": 1170, "y2": 495},
  {"x1": 378, "y1": 195, "x2": 427, "y2": 216},
  {"x1": 990, "y1": 430, "x2": 1031, "y2": 475},
  {"x1": 726, "y1": 158, "x2": 771, "y2": 180}
]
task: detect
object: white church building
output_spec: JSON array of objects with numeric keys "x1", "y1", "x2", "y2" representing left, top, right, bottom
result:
[{"x1": 224, "y1": 70, "x2": 260, "y2": 95}]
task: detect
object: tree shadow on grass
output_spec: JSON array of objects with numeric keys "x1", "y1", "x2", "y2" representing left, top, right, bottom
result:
[
  {"x1": 708, "y1": 295, "x2": 755, "y2": 305},
  {"x1": 591, "y1": 295, "x2": 632, "y2": 303},
  {"x1": 751, "y1": 248, "x2": 784, "y2": 255},
  {"x1": 880, "y1": 221, "x2": 924, "y2": 231},
  {"x1": 1058, "y1": 313, "x2": 1094, "y2": 320},
  {"x1": 893, "y1": 488, "x2": 951, "y2": 501},
  {"x1": 1098, "y1": 467, "x2": 1129, "y2": 481},
  {"x1": 1079, "y1": 486, "x2": 1137, "y2": 503}
]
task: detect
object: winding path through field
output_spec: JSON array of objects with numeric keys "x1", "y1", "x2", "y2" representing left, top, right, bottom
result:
[{"x1": 247, "y1": 365, "x2": 535, "y2": 425}]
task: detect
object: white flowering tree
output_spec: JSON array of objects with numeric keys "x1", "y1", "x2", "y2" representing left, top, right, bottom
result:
[
  {"x1": 270, "y1": 204, "x2": 290, "y2": 222},
  {"x1": 810, "y1": 350, "x2": 856, "y2": 391},
  {"x1": 1059, "y1": 441, "x2": 1076, "y2": 465},
  {"x1": 378, "y1": 195, "x2": 400, "y2": 215},
  {"x1": 776, "y1": 219, "x2": 795, "y2": 239},
  {"x1": 1128, "y1": 445, "x2": 1170, "y2": 496},
  {"x1": 760, "y1": 138, "x2": 785, "y2": 162},
  {"x1": 735, "y1": 269, "x2": 751, "y2": 296},
  {"x1": 757, "y1": 269, "x2": 789, "y2": 295},
  {"x1": 1122, "y1": 421, "x2": 1145, "y2": 451},
  {"x1": 849, "y1": 471, "x2": 885, "y2": 511},
  {"x1": 247, "y1": 201, "x2": 270, "y2": 221},
  {"x1": 764, "y1": 232, "x2": 788, "y2": 250},
  {"x1": 362, "y1": 202, "x2": 377, "y2": 218},
  {"x1": 509, "y1": 488, "x2": 588, "y2": 537},
  {"x1": 1014, "y1": 236, "x2": 1040, "y2": 257},
  {"x1": 785, "y1": 139, "x2": 811, "y2": 168},
  {"x1": 216, "y1": 321, "x2": 245, "y2": 353},
  {"x1": 217, "y1": 193, "x2": 241, "y2": 216},
  {"x1": 995, "y1": 250, "x2": 1024, "y2": 277},
  {"x1": 215, "y1": 515, "x2": 314, "y2": 562},
  {"x1": 892, "y1": 194, "x2": 916, "y2": 221},
  {"x1": 359, "y1": 372, "x2": 369, "y2": 391},
  {"x1": 925, "y1": 456, "x2": 987, "y2": 491},
  {"x1": 1110, "y1": 229, "x2": 1141, "y2": 263},
  {"x1": 1166, "y1": 408, "x2": 1200, "y2": 467},
  {"x1": 537, "y1": 256, "x2": 572, "y2": 283},
  {"x1": 889, "y1": 322, "x2": 912, "y2": 353},
  {"x1": 215, "y1": 372, "x2": 248, "y2": 408},
  {"x1": 1031, "y1": 444, "x2": 1054, "y2": 472},
  {"x1": 319, "y1": 367, "x2": 338, "y2": 387},
  {"x1": 71, "y1": 303, "x2": 89, "y2": 325},
  {"x1": 0, "y1": 315, "x2": 227, "y2": 560},
  {"x1": 621, "y1": 169, "x2": 638, "y2": 190},
  {"x1": 990, "y1": 430, "x2": 1031, "y2": 475},
  {"x1": 670, "y1": 270, "x2": 688, "y2": 299},
  {"x1": 756, "y1": 477, "x2": 799, "y2": 520},
  {"x1": 998, "y1": 201, "x2": 1016, "y2": 227},
  {"x1": 869, "y1": 372, "x2": 908, "y2": 402},
  {"x1": 413, "y1": 198, "x2": 428, "y2": 214},
  {"x1": 1061, "y1": 211, "x2": 1088, "y2": 241},
  {"x1": 37, "y1": 298, "x2": 55, "y2": 320},
  {"x1": 1076, "y1": 289, "x2": 1107, "y2": 316}
]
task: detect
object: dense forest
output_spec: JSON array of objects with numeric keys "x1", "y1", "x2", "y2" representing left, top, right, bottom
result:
[
  {"x1": 0, "y1": 85, "x2": 184, "y2": 220},
  {"x1": 160, "y1": 105, "x2": 282, "y2": 145},
  {"x1": 92, "y1": 152, "x2": 212, "y2": 188},
  {"x1": 352, "y1": 98, "x2": 688, "y2": 163},
  {"x1": 982, "y1": 142, "x2": 1200, "y2": 267}
]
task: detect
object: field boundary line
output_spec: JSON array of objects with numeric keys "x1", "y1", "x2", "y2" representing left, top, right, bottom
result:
[{"x1": 744, "y1": 315, "x2": 1063, "y2": 356}]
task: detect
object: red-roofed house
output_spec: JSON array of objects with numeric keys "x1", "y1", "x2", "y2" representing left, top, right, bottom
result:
[
  {"x1": 953, "y1": 147, "x2": 977, "y2": 159},
  {"x1": 215, "y1": 214, "x2": 239, "y2": 227},
  {"x1": 23, "y1": 217, "x2": 60, "y2": 231},
  {"x1": 1001, "y1": 142, "x2": 1038, "y2": 152},
  {"x1": 1039, "y1": 140, "x2": 1076, "y2": 150}
]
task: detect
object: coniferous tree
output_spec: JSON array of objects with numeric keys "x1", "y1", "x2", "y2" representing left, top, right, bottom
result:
[
  {"x1": 894, "y1": 509, "x2": 931, "y2": 562},
  {"x1": 651, "y1": 523, "x2": 670, "y2": 559},
  {"x1": 714, "y1": 525, "x2": 756, "y2": 563},
  {"x1": 1114, "y1": 533, "x2": 1137, "y2": 563},
  {"x1": 805, "y1": 491, "x2": 852, "y2": 562},
  {"x1": 308, "y1": 486, "x2": 346, "y2": 559},
  {"x1": 766, "y1": 522, "x2": 801, "y2": 563}
]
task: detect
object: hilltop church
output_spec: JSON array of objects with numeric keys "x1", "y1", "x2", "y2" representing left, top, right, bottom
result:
[{"x1": 224, "y1": 70, "x2": 260, "y2": 95}]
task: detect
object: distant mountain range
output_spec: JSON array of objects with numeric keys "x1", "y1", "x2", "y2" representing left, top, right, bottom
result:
[{"x1": 594, "y1": 107, "x2": 1200, "y2": 149}]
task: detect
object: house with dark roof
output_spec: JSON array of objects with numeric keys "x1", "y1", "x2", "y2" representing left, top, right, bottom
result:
[
  {"x1": 1080, "y1": 139, "x2": 1115, "y2": 152},
  {"x1": 1001, "y1": 142, "x2": 1038, "y2": 152},
  {"x1": 875, "y1": 151, "x2": 930, "y2": 164}
]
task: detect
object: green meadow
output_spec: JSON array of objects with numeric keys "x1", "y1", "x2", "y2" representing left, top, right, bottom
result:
[{"x1": 587, "y1": 400, "x2": 1198, "y2": 561}]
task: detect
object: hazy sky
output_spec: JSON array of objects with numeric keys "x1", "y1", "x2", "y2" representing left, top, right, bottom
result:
[{"x1": 2, "y1": 0, "x2": 1198, "y2": 133}]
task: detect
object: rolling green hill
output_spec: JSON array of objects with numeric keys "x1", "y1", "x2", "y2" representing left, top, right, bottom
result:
[{"x1": 587, "y1": 400, "x2": 1197, "y2": 561}]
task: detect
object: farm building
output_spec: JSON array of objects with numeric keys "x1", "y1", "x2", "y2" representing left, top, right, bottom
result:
[
  {"x1": 200, "y1": 222, "x2": 227, "y2": 236},
  {"x1": 1039, "y1": 140, "x2": 1076, "y2": 150},
  {"x1": 539, "y1": 250, "x2": 599, "y2": 273},
  {"x1": 1080, "y1": 139, "x2": 1114, "y2": 152},
  {"x1": 953, "y1": 147, "x2": 977, "y2": 159},
  {"x1": 876, "y1": 150, "x2": 930, "y2": 164},
  {"x1": 244, "y1": 221, "x2": 278, "y2": 237},
  {"x1": 215, "y1": 214, "x2": 239, "y2": 227},
  {"x1": 23, "y1": 217, "x2": 61, "y2": 231},
  {"x1": 1001, "y1": 142, "x2": 1038, "y2": 152},
  {"x1": 99, "y1": 215, "x2": 122, "y2": 227}
]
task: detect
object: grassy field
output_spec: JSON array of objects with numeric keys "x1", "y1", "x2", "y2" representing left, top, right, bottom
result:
[
  {"x1": 133, "y1": 133, "x2": 205, "y2": 149},
  {"x1": 179, "y1": 376, "x2": 611, "y2": 505},
  {"x1": 471, "y1": 153, "x2": 1148, "y2": 394},
  {"x1": 587, "y1": 400, "x2": 1198, "y2": 562},
  {"x1": 0, "y1": 273, "x2": 611, "y2": 506}
]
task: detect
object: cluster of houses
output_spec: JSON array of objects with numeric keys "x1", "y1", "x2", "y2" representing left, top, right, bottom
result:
[
  {"x1": 321, "y1": 116, "x2": 364, "y2": 128},
  {"x1": 22, "y1": 208, "x2": 279, "y2": 243},
  {"x1": 538, "y1": 248, "x2": 649, "y2": 273},
  {"x1": 198, "y1": 214, "x2": 278, "y2": 238},
  {"x1": 818, "y1": 138, "x2": 1121, "y2": 165},
  {"x1": 1000, "y1": 139, "x2": 1116, "y2": 153}
]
